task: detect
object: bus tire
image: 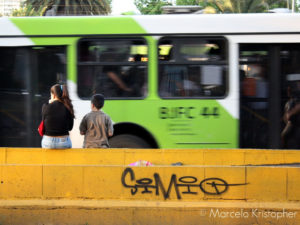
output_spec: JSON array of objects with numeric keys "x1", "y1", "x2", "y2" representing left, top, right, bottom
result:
[{"x1": 109, "y1": 134, "x2": 151, "y2": 148}]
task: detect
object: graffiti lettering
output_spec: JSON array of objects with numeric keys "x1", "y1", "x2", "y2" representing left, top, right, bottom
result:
[{"x1": 121, "y1": 168, "x2": 248, "y2": 200}]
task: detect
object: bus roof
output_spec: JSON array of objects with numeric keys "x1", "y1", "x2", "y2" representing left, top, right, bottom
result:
[{"x1": 1, "y1": 14, "x2": 300, "y2": 37}]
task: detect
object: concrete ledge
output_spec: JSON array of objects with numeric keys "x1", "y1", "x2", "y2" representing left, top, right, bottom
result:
[
  {"x1": 0, "y1": 199, "x2": 300, "y2": 209},
  {"x1": 0, "y1": 200, "x2": 299, "y2": 225},
  {"x1": 0, "y1": 147, "x2": 300, "y2": 166}
]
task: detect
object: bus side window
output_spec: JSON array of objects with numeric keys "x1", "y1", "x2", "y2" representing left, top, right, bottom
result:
[
  {"x1": 77, "y1": 38, "x2": 148, "y2": 99},
  {"x1": 201, "y1": 65, "x2": 224, "y2": 96},
  {"x1": 158, "y1": 37, "x2": 227, "y2": 98},
  {"x1": 160, "y1": 65, "x2": 187, "y2": 97}
]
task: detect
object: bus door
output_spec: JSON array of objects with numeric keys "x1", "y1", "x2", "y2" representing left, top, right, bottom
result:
[
  {"x1": 239, "y1": 43, "x2": 300, "y2": 149},
  {"x1": 0, "y1": 46, "x2": 66, "y2": 147}
]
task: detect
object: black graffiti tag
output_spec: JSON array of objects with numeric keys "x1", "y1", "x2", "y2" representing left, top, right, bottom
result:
[{"x1": 121, "y1": 168, "x2": 248, "y2": 200}]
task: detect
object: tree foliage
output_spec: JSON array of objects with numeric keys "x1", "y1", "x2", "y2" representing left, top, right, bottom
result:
[
  {"x1": 24, "y1": 0, "x2": 111, "y2": 16},
  {"x1": 134, "y1": 0, "x2": 172, "y2": 14},
  {"x1": 206, "y1": 0, "x2": 288, "y2": 13},
  {"x1": 176, "y1": 0, "x2": 294, "y2": 13},
  {"x1": 11, "y1": 3, "x2": 40, "y2": 16},
  {"x1": 176, "y1": 0, "x2": 200, "y2": 5}
]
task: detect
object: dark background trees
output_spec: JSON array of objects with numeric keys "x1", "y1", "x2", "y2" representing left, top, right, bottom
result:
[{"x1": 23, "y1": 0, "x2": 112, "y2": 16}]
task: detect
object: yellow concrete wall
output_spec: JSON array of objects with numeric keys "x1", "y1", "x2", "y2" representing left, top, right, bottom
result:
[
  {"x1": 0, "y1": 148, "x2": 299, "y2": 224},
  {"x1": 0, "y1": 164, "x2": 299, "y2": 201},
  {"x1": 0, "y1": 164, "x2": 299, "y2": 224},
  {"x1": 1, "y1": 147, "x2": 300, "y2": 166}
]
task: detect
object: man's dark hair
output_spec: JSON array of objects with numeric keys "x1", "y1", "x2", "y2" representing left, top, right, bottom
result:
[{"x1": 92, "y1": 94, "x2": 105, "y2": 109}]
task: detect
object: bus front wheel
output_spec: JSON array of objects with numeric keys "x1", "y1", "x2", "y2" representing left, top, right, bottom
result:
[{"x1": 109, "y1": 134, "x2": 151, "y2": 148}]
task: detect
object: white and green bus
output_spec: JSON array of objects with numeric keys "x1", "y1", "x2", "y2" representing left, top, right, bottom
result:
[{"x1": 1, "y1": 14, "x2": 300, "y2": 149}]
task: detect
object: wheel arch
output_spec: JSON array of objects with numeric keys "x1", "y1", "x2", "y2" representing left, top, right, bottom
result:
[{"x1": 111, "y1": 122, "x2": 159, "y2": 148}]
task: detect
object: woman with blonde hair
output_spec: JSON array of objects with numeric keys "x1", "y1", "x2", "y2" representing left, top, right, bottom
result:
[{"x1": 41, "y1": 84, "x2": 74, "y2": 148}]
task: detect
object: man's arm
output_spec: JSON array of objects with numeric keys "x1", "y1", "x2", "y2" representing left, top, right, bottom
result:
[{"x1": 79, "y1": 116, "x2": 87, "y2": 135}]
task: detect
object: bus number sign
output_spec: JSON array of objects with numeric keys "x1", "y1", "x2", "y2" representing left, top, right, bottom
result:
[{"x1": 159, "y1": 107, "x2": 219, "y2": 119}]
